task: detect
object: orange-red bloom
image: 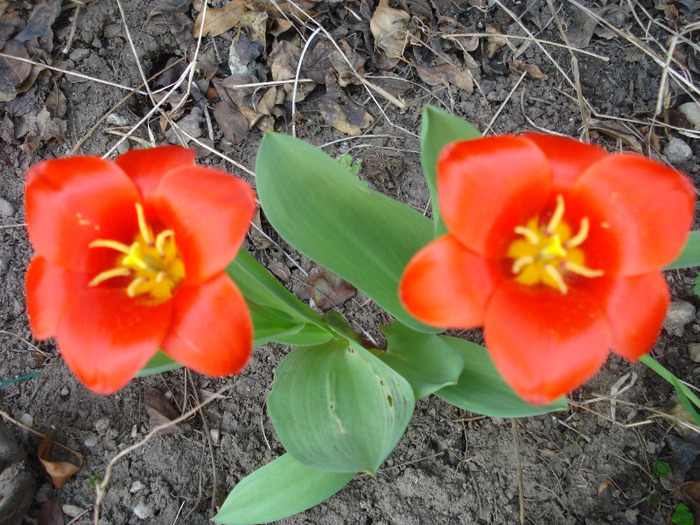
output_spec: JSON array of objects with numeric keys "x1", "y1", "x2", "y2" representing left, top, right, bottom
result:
[
  {"x1": 400, "y1": 134, "x2": 696, "y2": 404},
  {"x1": 25, "y1": 146, "x2": 256, "y2": 394}
]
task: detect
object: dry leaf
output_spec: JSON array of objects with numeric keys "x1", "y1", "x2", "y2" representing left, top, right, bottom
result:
[
  {"x1": 0, "y1": 40, "x2": 31, "y2": 101},
  {"x1": 509, "y1": 59, "x2": 548, "y2": 80},
  {"x1": 370, "y1": 0, "x2": 411, "y2": 59},
  {"x1": 14, "y1": 0, "x2": 61, "y2": 44},
  {"x1": 145, "y1": 388, "x2": 191, "y2": 434},
  {"x1": 38, "y1": 497, "x2": 65, "y2": 525},
  {"x1": 193, "y1": 0, "x2": 246, "y2": 38},
  {"x1": 317, "y1": 89, "x2": 374, "y2": 136},
  {"x1": 588, "y1": 119, "x2": 643, "y2": 153},
  {"x1": 37, "y1": 432, "x2": 82, "y2": 488},
  {"x1": 240, "y1": 9, "x2": 267, "y2": 49},
  {"x1": 268, "y1": 261, "x2": 291, "y2": 282},
  {"x1": 249, "y1": 208, "x2": 271, "y2": 249},
  {"x1": 307, "y1": 265, "x2": 357, "y2": 310}
]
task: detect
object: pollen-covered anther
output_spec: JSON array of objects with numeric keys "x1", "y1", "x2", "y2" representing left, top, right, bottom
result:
[
  {"x1": 87, "y1": 203, "x2": 185, "y2": 301},
  {"x1": 506, "y1": 194, "x2": 603, "y2": 294}
]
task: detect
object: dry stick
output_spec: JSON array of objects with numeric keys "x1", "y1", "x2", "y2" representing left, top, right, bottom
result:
[
  {"x1": 567, "y1": 0, "x2": 700, "y2": 100},
  {"x1": 0, "y1": 409, "x2": 83, "y2": 460},
  {"x1": 485, "y1": 71, "x2": 527, "y2": 133},
  {"x1": 0, "y1": 53, "x2": 148, "y2": 95},
  {"x1": 93, "y1": 384, "x2": 236, "y2": 525},
  {"x1": 61, "y1": 3, "x2": 81, "y2": 54},
  {"x1": 187, "y1": 374, "x2": 218, "y2": 516},
  {"x1": 511, "y1": 419, "x2": 525, "y2": 525},
  {"x1": 70, "y1": 58, "x2": 186, "y2": 154},
  {"x1": 292, "y1": 27, "x2": 322, "y2": 138},
  {"x1": 0, "y1": 330, "x2": 50, "y2": 357},
  {"x1": 545, "y1": 0, "x2": 590, "y2": 140}
]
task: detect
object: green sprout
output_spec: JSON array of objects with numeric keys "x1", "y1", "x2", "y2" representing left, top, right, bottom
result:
[
  {"x1": 89, "y1": 475, "x2": 102, "y2": 488},
  {"x1": 337, "y1": 153, "x2": 361, "y2": 176},
  {"x1": 646, "y1": 493, "x2": 661, "y2": 507},
  {"x1": 672, "y1": 503, "x2": 694, "y2": 525},
  {"x1": 652, "y1": 460, "x2": 671, "y2": 477}
]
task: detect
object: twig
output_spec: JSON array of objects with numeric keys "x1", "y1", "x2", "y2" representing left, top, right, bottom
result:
[
  {"x1": 512, "y1": 419, "x2": 525, "y2": 525},
  {"x1": 0, "y1": 409, "x2": 82, "y2": 459},
  {"x1": 292, "y1": 27, "x2": 322, "y2": 138}
]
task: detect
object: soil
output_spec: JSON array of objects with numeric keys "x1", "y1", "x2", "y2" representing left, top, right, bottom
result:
[{"x1": 1, "y1": 1, "x2": 700, "y2": 524}]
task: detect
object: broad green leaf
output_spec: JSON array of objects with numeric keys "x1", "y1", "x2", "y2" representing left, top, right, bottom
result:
[
  {"x1": 420, "y1": 106, "x2": 481, "y2": 236},
  {"x1": 213, "y1": 453, "x2": 355, "y2": 525},
  {"x1": 256, "y1": 132, "x2": 438, "y2": 333},
  {"x1": 228, "y1": 249, "x2": 327, "y2": 329},
  {"x1": 137, "y1": 350, "x2": 181, "y2": 377},
  {"x1": 268, "y1": 339, "x2": 415, "y2": 474},
  {"x1": 247, "y1": 302, "x2": 331, "y2": 346},
  {"x1": 436, "y1": 337, "x2": 568, "y2": 417},
  {"x1": 665, "y1": 231, "x2": 700, "y2": 270},
  {"x1": 379, "y1": 323, "x2": 463, "y2": 399}
]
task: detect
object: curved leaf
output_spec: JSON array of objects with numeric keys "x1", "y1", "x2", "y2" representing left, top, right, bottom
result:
[
  {"x1": 268, "y1": 339, "x2": 414, "y2": 474},
  {"x1": 379, "y1": 323, "x2": 463, "y2": 399},
  {"x1": 137, "y1": 350, "x2": 181, "y2": 377},
  {"x1": 213, "y1": 453, "x2": 355, "y2": 525},
  {"x1": 664, "y1": 231, "x2": 700, "y2": 270},
  {"x1": 436, "y1": 336, "x2": 568, "y2": 417},
  {"x1": 256, "y1": 132, "x2": 438, "y2": 333},
  {"x1": 420, "y1": 106, "x2": 481, "y2": 236}
]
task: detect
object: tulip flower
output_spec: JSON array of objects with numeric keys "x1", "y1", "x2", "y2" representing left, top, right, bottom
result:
[
  {"x1": 400, "y1": 134, "x2": 695, "y2": 404},
  {"x1": 25, "y1": 146, "x2": 256, "y2": 394}
]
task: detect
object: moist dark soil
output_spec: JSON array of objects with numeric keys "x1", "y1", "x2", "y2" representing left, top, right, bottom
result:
[{"x1": 1, "y1": 1, "x2": 700, "y2": 524}]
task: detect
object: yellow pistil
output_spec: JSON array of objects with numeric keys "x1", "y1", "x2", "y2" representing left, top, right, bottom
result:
[
  {"x1": 507, "y1": 195, "x2": 603, "y2": 294},
  {"x1": 88, "y1": 203, "x2": 185, "y2": 301}
]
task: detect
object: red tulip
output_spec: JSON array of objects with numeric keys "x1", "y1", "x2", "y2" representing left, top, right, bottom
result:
[
  {"x1": 400, "y1": 134, "x2": 696, "y2": 404},
  {"x1": 25, "y1": 146, "x2": 256, "y2": 394}
]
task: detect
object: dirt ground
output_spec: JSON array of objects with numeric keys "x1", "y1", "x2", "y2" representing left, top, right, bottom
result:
[{"x1": 1, "y1": 0, "x2": 700, "y2": 524}]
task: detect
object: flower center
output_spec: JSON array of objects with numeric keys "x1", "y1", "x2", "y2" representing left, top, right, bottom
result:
[
  {"x1": 87, "y1": 203, "x2": 185, "y2": 301},
  {"x1": 506, "y1": 195, "x2": 603, "y2": 294}
]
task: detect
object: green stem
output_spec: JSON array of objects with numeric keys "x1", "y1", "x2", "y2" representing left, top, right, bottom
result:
[{"x1": 640, "y1": 354, "x2": 700, "y2": 410}]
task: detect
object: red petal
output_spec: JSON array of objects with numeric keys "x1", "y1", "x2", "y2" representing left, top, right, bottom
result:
[
  {"x1": 115, "y1": 146, "x2": 195, "y2": 215},
  {"x1": 399, "y1": 234, "x2": 500, "y2": 329},
  {"x1": 484, "y1": 283, "x2": 611, "y2": 405},
  {"x1": 155, "y1": 166, "x2": 256, "y2": 284},
  {"x1": 605, "y1": 273, "x2": 669, "y2": 360},
  {"x1": 522, "y1": 133, "x2": 607, "y2": 192},
  {"x1": 25, "y1": 157, "x2": 140, "y2": 271},
  {"x1": 25, "y1": 256, "x2": 89, "y2": 340},
  {"x1": 56, "y1": 289, "x2": 173, "y2": 395},
  {"x1": 438, "y1": 136, "x2": 552, "y2": 258},
  {"x1": 162, "y1": 274, "x2": 253, "y2": 376},
  {"x1": 571, "y1": 153, "x2": 695, "y2": 275}
]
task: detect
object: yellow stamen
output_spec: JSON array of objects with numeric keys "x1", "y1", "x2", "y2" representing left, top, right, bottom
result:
[
  {"x1": 88, "y1": 239, "x2": 131, "y2": 254},
  {"x1": 88, "y1": 267, "x2": 132, "y2": 287},
  {"x1": 135, "y1": 202, "x2": 154, "y2": 245},
  {"x1": 543, "y1": 264, "x2": 568, "y2": 294},
  {"x1": 512, "y1": 255, "x2": 535, "y2": 274},
  {"x1": 545, "y1": 195, "x2": 565, "y2": 234},
  {"x1": 155, "y1": 230, "x2": 175, "y2": 258},
  {"x1": 127, "y1": 276, "x2": 148, "y2": 298},
  {"x1": 564, "y1": 218, "x2": 590, "y2": 249},
  {"x1": 563, "y1": 260, "x2": 604, "y2": 278},
  {"x1": 514, "y1": 226, "x2": 540, "y2": 245}
]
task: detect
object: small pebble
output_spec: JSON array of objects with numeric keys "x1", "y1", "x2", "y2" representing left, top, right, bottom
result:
[
  {"x1": 664, "y1": 138, "x2": 692, "y2": 165},
  {"x1": 689, "y1": 343, "x2": 700, "y2": 363},
  {"x1": 60, "y1": 387, "x2": 69, "y2": 397},
  {"x1": 62, "y1": 504, "x2": 85, "y2": 518},
  {"x1": 130, "y1": 480, "x2": 146, "y2": 494},
  {"x1": 210, "y1": 428, "x2": 220, "y2": 446},
  {"x1": 95, "y1": 417, "x2": 111, "y2": 435},
  {"x1": 0, "y1": 198, "x2": 15, "y2": 217},
  {"x1": 83, "y1": 434, "x2": 98, "y2": 448},
  {"x1": 663, "y1": 301, "x2": 696, "y2": 337},
  {"x1": 20, "y1": 413, "x2": 33, "y2": 427},
  {"x1": 133, "y1": 502, "x2": 153, "y2": 520}
]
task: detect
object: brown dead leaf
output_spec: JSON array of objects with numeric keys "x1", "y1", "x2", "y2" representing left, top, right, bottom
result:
[
  {"x1": 328, "y1": 40, "x2": 365, "y2": 88},
  {"x1": 268, "y1": 261, "x2": 291, "y2": 282},
  {"x1": 0, "y1": 40, "x2": 31, "y2": 102},
  {"x1": 370, "y1": 0, "x2": 412, "y2": 59},
  {"x1": 414, "y1": 49, "x2": 474, "y2": 93},
  {"x1": 38, "y1": 497, "x2": 65, "y2": 525},
  {"x1": 661, "y1": 400, "x2": 697, "y2": 438},
  {"x1": 317, "y1": 89, "x2": 374, "y2": 136},
  {"x1": 145, "y1": 388, "x2": 191, "y2": 434},
  {"x1": 307, "y1": 265, "x2": 357, "y2": 310},
  {"x1": 566, "y1": 4, "x2": 630, "y2": 49},
  {"x1": 14, "y1": 0, "x2": 61, "y2": 44},
  {"x1": 240, "y1": 9, "x2": 267, "y2": 49},
  {"x1": 37, "y1": 432, "x2": 82, "y2": 488},
  {"x1": 249, "y1": 208, "x2": 271, "y2": 249},
  {"x1": 270, "y1": 40, "x2": 314, "y2": 100},
  {"x1": 485, "y1": 24, "x2": 507, "y2": 59},
  {"x1": 588, "y1": 119, "x2": 643, "y2": 153},
  {"x1": 193, "y1": 0, "x2": 246, "y2": 38},
  {"x1": 45, "y1": 83, "x2": 66, "y2": 119},
  {"x1": 509, "y1": 59, "x2": 548, "y2": 80}
]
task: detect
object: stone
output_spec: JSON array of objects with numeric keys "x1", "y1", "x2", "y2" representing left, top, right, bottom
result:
[
  {"x1": 133, "y1": 502, "x2": 153, "y2": 519},
  {"x1": 95, "y1": 417, "x2": 111, "y2": 435},
  {"x1": 130, "y1": 480, "x2": 146, "y2": 493},
  {"x1": 689, "y1": 343, "x2": 700, "y2": 363},
  {"x1": 663, "y1": 301, "x2": 696, "y2": 337},
  {"x1": 664, "y1": 138, "x2": 692, "y2": 165},
  {"x1": 83, "y1": 434, "x2": 98, "y2": 448},
  {"x1": 0, "y1": 198, "x2": 15, "y2": 218}
]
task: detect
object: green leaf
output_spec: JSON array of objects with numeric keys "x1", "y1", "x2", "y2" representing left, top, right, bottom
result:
[
  {"x1": 213, "y1": 453, "x2": 355, "y2": 525},
  {"x1": 256, "y1": 132, "x2": 438, "y2": 333},
  {"x1": 672, "y1": 503, "x2": 694, "y2": 525},
  {"x1": 420, "y1": 106, "x2": 481, "y2": 236},
  {"x1": 665, "y1": 231, "x2": 700, "y2": 270},
  {"x1": 267, "y1": 339, "x2": 415, "y2": 474},
  {"x1": 379, "y1": 323, "x2": 463, "y2": 399},
  {"x1": 227, "y1": 249, "x2": 327, "y2": 329},
  {"x1": 436, "y1": 337, "x2": 568, "y2": 417},
  {"x1": 247, "y1": 302, "x2": 332, "y2": 347},
  {"x1": 137, "y1": 350, "x2": 181, "y2": 377}
]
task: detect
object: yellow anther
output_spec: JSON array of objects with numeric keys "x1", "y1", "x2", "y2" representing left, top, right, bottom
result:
[
  {"x1": 88, "y1": 267, "x2": 132, "y2": 287},
  {"x1": 564, "y1": 218, "x2": 590, "y2": 249},
  {"x1": 89, "y1": 239, "x2": 131, "y2": 254},
  {"x1": 545, "y1": 195, "x2": 565, "y2": 235},
  {"x1": 541, "y1": 234, "x2": 566, "y2": 258},
  {"x1": 563, "y1": 260, "x2": 604, "y2": 278},
  {"x1": 543, "y1": 264, "x2": 568, "y2": 294},
  {"x1": 512, "y1": 255, "x2": 535, "y2": 274},
  {"x1": 135, "y1": 202, "x2": 154, "y2": 245},
  {"x1": 514, "y1": 226, "x2": 540, "y2": 245},
  {"x1": 127, "y1": 277, "x2": 148, "y2": 298},
  {"x1": 155, "y1": 230, "x2": 175, "y2": 258}
]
